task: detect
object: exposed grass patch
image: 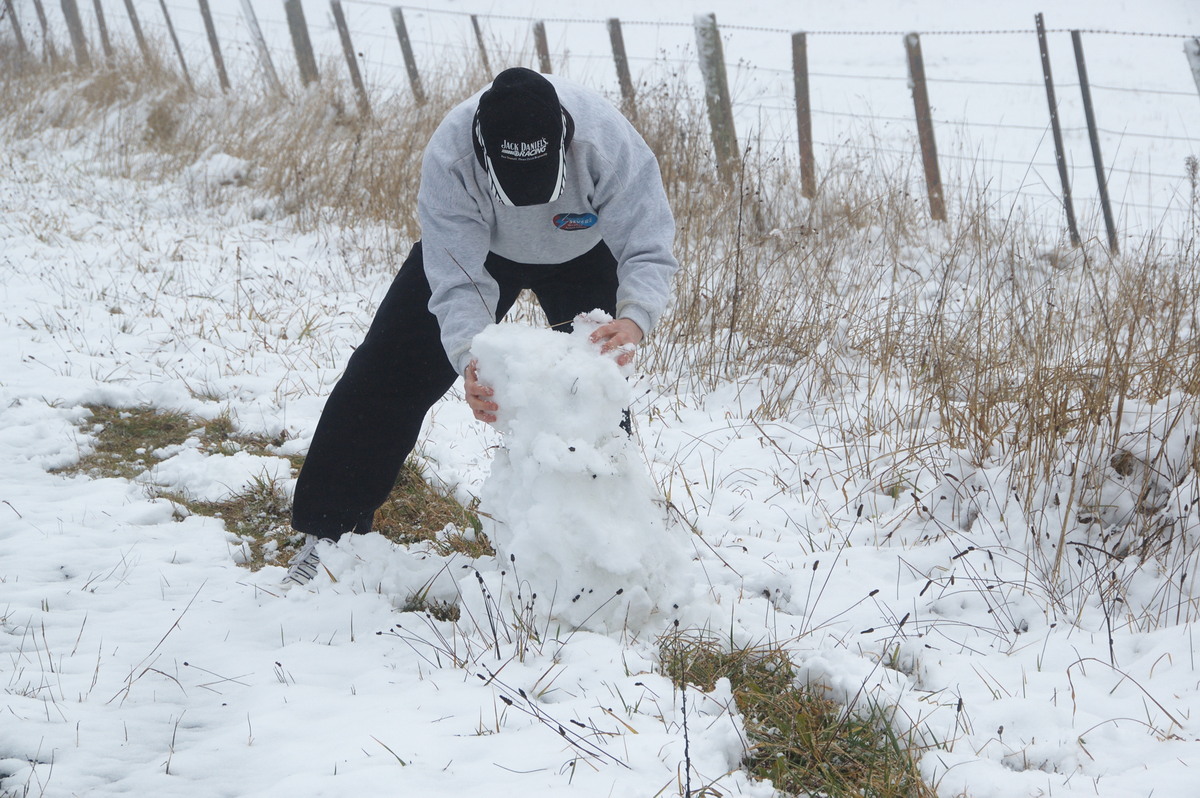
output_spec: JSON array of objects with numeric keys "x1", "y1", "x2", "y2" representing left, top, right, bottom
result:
[
  {"x1": 54, "y1": 404, "x2": 299, "y2": 480},
  {"x1": 660, "y1": 630, "x2": 935, "y2": 798},
  {"x1": 53, "y1": 404, "x2": 301, "y2": 569},
  {"x1": 373, "y1": 460, "x2": 491, "y2": 559},
  {"x1": 57, "y1": 405, "x2": 195, "y2": 481},
  {"x1": 54, "y1": 405, "x2": 484, "y2": 571}
]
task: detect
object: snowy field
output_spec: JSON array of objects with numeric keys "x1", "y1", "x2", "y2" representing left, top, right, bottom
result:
[{"x1": 4, "y1": 1, "x2": 1200, "y2": 797}]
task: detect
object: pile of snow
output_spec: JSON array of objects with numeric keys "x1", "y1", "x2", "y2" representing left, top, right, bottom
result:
[
  {"x1": 184, "y1": 150, "x2": 252, "y2": 189},
  {"x1": 470, "y1": 312, "x2": 692, "y2": 632}
]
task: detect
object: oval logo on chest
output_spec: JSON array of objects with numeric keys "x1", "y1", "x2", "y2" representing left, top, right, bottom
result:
[{"x1": 553, "y1": 213, "x2": 598, "y2": 231}]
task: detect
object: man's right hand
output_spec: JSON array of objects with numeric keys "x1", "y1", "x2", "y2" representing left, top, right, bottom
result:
[{"x1": 464, "y1": 360, "x2": 498, "y2": 423}]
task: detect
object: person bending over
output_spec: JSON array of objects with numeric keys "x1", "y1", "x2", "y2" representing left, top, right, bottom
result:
[{"x1": 284, "y1": 67, "x2": 678, "y2": 585}]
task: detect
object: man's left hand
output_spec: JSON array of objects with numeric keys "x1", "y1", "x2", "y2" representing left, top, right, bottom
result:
[{"x1": 590, "y1": 318, "x2": 644, "y2": 367}]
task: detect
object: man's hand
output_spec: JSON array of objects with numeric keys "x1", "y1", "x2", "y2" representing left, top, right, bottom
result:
[
  {"x1": 590, "y1": 318, "x2": 644, "y2": 367},
  {"x1": 464, "y1": 360, "x2": 497, "y2": 423}
]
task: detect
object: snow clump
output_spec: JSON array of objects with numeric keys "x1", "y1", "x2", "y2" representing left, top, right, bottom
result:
[{"x1": 470, "y1": 311, "x2": 692, "y2": 633}]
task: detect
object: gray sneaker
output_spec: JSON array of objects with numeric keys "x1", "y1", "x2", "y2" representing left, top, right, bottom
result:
[{"x1": 282, "y1": 534, "x2": 322, "y2": 586}]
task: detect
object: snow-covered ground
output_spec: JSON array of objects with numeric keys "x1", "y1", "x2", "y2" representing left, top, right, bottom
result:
[{"x1": 4, "y1": 2, "x2": 1200, "y2": 797}]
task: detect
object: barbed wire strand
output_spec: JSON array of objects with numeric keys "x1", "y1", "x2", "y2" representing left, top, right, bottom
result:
[
  {"x1": 721, "y1": 64, "x2": 1195, "y2": 101},
  {"x1": 343, "y1": 2, "x2": 1200, "y2": 39}
]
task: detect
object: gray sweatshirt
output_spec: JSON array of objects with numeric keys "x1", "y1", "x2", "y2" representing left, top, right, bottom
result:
[{"x1": 417, "y1": 75, "x2": 679, "y2": 375}]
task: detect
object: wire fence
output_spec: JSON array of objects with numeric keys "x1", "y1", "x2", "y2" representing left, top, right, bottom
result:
[{"x1": 4, "y1": 0, "x2": 1199, "y2": 243}]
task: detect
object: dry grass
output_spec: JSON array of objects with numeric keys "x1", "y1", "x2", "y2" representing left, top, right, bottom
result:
[
  {"x1": 660, "y1": 629, "x2": 936, "y2": 798},
  {"x1": 625, "y1": 67, "x2": 1200, "y2": 625},
  {"x1": 56, "y1": 405, "x2": 196, "y2": 481},
  {"x1": 52, "y1": 405, "x2": 482, "y2": 570},
  {"x1": 373, "y1": 460, "x2": 491, "y2": 558}
]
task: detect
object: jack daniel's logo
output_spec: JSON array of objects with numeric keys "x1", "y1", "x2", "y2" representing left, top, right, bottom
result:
[{"x1": 499, "y1": 137, "x2": 549, "y2": 160}]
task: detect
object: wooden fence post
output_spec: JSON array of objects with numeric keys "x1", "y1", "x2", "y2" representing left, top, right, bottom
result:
[
  {"x1": 1186, "y1": 39, "x2": 1200, "y2": 103},
  {"x1": 1072, "y1": 30, "x2": 1118, "y2": 254},
  {"x1": 285, "y1": 0, "x2": 320, "y2": 87},
  {"x1": 30, "y1": 0, "x2": 60, "y2": 64},
  {"x1": 471, "y1": 14, "x2": 490, "y2": 75},
  {"x1": 533, "y1": 20, "x2": 551, "y2": 73},
  {"x1": 121, "y1": 0, "x2": 153, "y2": 68},
  {"x1": 157, "y1": 0, "x2": 193, "y2": 88},
  {"x1": 4, "y1": 0, "x2": 29, "y2": 57},
  {"x1": 60, "y1": 0, "x2": 91, "y2": 69},
  {"x1": 390, "y1": 6, "x2": 425, "y2": 105},
  {"x1": 693, "y1": 13, "x2": 738, "y2": 182},
  {"x1": 1035, "y1": 13, "x2": 1080, "y2": 247},
  {"x1": 904, "y1": 33, "x2": 946, "y2": 221},
  {"x1": 91, "y1": 0, "x2": 113, "y2": 61},
  {"x1": 240, "y1": 0, "x2": 284, "y2": 97},
  {"x1": 607, "y1": 18, "x2": 637, "y2": 120},
  {"x1": 331, "y1": 0, "x2": 370, "y2": 115},
  {"x1": 197, "y1": 0, "x2": 230, "y2": 92},
  {"x1": 791, "y1": 31, "x2": 817, "y2": 199}
]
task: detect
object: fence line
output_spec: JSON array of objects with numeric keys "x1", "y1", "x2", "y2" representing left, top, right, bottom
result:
[
  {"x1": 793, "y1": 106, "x2": 1089, "y2": 135},
  {"x1": 809, "y1": 138, "x2": 1063, "y2": 169},
  {"x1": 1096, "y1": 128, "x2": 1198, "y2": 143},
  {"x1": 2, "y1": 1, "x2": 1196, "y2": 242},
  {"x1": 1089, "y1": 82, "x2": 1197, "y2": 98},
  {"x1": 722, "y1": 26, "x2": 1200, "y2": 39},
  {"x1": 343, "y1": 2, "x2": 1200, "y2": 39},
  {"x1": 754, "y1": 67, "x2": 1195, "y2": 101},
  {"x1": 1108, "y1": 166, "x2": 1193, "y2": 180}
]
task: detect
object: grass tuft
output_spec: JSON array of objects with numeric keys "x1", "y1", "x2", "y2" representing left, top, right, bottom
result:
[
  {"x1": 660, "y1": 630, "x2": 934, "y2": 798},
  {"x1": 401, "y1": 587, "x2": 462, "y2": 623}
]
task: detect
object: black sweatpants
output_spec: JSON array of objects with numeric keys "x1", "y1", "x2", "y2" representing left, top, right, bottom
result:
[{"x1": 290, "y1": 240, "x2": 620, "y2": 539}]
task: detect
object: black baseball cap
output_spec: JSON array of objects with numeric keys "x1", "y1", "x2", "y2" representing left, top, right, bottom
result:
[{"x1": 473, "y1": 68, "x2": 574, "y2": 206}]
